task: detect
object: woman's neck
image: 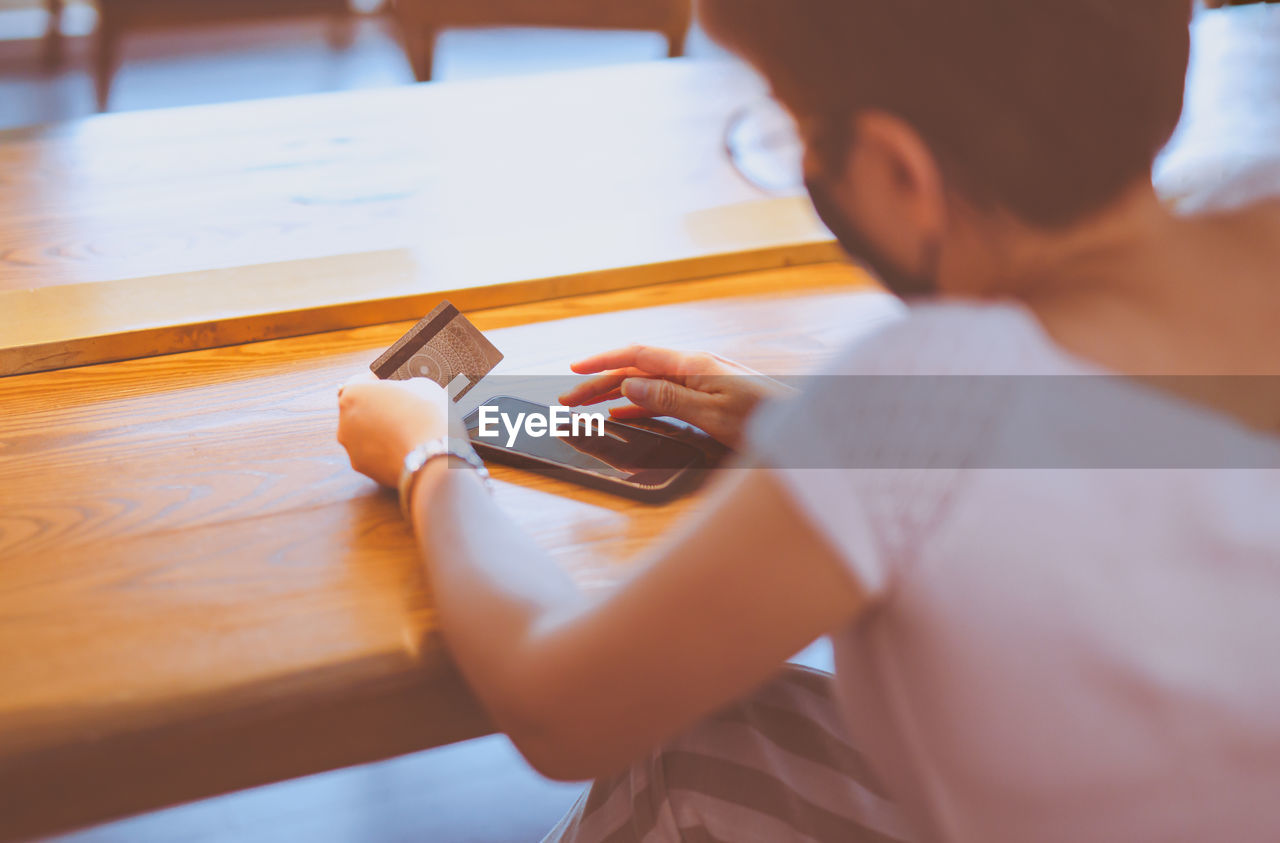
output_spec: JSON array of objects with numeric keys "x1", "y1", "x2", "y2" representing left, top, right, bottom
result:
[
  {"x1": 982, "y1": 188, "x2": 1280, "y2": 430},
  {"x1": 985, "y1": 186, "x2": 1277, "y2": 375}
]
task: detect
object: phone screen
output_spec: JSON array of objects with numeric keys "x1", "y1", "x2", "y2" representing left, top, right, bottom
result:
[{"x1": 465, "y1": 396, "x2": 702, "y2": 485}]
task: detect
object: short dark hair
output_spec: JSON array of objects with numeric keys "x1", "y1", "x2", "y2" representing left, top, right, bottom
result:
[{"x1": 704, "y1": 0, "x2": 1192, "y2": 227}]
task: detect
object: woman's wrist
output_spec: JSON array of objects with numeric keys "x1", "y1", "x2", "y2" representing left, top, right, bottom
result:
[
  {"x1": 401, "y1": 438, "x2": 492, "y2": 521},
  {"x1": 407, "y1": 456, "x2": 449, "y2": 520}
]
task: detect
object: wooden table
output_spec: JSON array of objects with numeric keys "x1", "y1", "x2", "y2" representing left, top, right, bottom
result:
[
  {"x1": 0, "y1": 262, "x2": 894, "y2": 841},
  {"x1": 0, "y1": 61, "x2": 836, "y2": 376},
  {"x1": 0, "y1": 58, "x2": 863, "y2": 842}
]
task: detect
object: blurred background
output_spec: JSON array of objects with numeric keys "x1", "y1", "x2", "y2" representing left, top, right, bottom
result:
[
  {"x1": 0, "y1": 0, "x2": 724, "y2": 129},
  {"x1": 1, "y1": 0, "x2": 1276, "y2": 212}
]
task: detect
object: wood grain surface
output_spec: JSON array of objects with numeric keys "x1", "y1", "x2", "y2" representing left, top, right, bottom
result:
[
  {"x1": 0, "y1": 262, "x2": 896, "y2": 841},
  {"x1": 0, "y1": 61, "x2": 837, "y2": 375}
]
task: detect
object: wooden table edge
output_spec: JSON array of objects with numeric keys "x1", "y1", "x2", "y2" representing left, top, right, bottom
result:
[{"x1": 1, "y1": 240, "x2": 840, "y2": 377}]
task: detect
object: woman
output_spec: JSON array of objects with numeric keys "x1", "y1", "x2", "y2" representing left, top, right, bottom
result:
[{"x1": 338, "y1": 1, "x2": 1280, "y2": 840}]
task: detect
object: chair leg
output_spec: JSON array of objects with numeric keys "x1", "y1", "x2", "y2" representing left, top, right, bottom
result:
[
  {"x1": 95, "y1": 16, "x2": 122, "y2": 111},
  {"x1": 665, "y1": 0, "x2": 693, "y2": 58},
  {"x1": 391, "y1": 1, "x2": 436, "y2": 82},
  {"x1": 665, "y1": 27, "x2": 688, "y2": 58},
  {"x1": 414, "y1": 27, "x2": 438, "y2": 81},
  {"x1": 43, "y1": 0, "x2": 65, "y2": 70},
  {"x1": 401, "y1": 24, "x2": 438, "y2": 82}
]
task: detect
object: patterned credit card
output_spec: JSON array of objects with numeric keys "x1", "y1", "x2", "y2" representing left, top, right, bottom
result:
[{"x1": 370, "y1": 301, "x2": 504, "y2": 403}]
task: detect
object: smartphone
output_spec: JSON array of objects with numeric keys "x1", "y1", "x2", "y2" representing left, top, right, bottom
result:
[{"x1": 464, "y1": 396, "x2": 705, "y2": 502}]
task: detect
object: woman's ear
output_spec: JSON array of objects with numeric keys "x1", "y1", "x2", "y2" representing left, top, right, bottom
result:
[{"x1": 845, "y1": 110, "x2": 947, "y2": 234}]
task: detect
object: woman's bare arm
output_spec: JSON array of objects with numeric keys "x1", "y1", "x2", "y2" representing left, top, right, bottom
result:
[
  {"x1": 337, "y1": 374, "x2": 863, "y2": 780},
  {"x1": 413, "y1": 460, "x2": 863, "y2": 781}
]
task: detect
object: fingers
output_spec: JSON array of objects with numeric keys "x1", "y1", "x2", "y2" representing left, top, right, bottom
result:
[
  {"x1": 399, "y1": 376, "x2": 449, "y2": 401},
  {"x1": 580, "y1": 386, "x2": 624, "y2": 407},
  {"x1": 570, "y1": 345, "x2": 691, "y2": 376},
  {"x1": 558, "y1": 368, "x2": 645, "y2": 406},
  {"x1": 620, "y1": 377, "x2": 716, "y2": 425},
  {"x1": 607, "y1": 403, "x2": 658, "y2": 420},
  {"x1": 335, "y1": 370, "x2": 451, "y2": 487},
  {"x1": 338, "y1": 371, "x2": 447, "y2": 411},
  {"x1": 339, "y1": 370, "x2": 378, "y2": 399},
  {"x1": 563, "y1": 346, "x2": 704, "y2": 410}
]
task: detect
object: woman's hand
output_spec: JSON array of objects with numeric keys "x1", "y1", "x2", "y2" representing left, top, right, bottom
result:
[
  {"x1": 558, "y1": 346, "x2": 795, "y2": 447},
  {"x1": 337, "y1": 373, "x2": 451, "y2": 488}
]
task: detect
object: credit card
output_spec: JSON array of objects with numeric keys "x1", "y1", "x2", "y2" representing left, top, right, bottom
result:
[{"x1": 369, "y1": 301, "x2": 504, "y2": 403}]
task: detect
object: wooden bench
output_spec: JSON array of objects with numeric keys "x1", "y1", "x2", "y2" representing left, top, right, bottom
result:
[{"x1": 91, "y1": 0, "x2": 357, "y2": 110}]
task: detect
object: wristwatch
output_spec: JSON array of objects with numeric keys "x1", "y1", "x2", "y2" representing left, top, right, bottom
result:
[{"x1": 399, "y1": 437, "x2": 493, "y2": 519}]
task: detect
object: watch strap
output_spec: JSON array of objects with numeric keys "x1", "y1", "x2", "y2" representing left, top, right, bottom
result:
[{"x1": 398, "y1": 438, "x2": 492, "y2": 519}]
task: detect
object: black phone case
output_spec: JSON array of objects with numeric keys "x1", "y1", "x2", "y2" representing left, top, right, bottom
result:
[
  {"x1": 470, "y1": 440, "x2": 705, "y2": 503},
  {"x1": 466, "y1": 400, "x2": 706, "y2": 503}
]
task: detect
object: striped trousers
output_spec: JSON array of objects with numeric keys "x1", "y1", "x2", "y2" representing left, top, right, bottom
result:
[{"x1": 544, "y1": 666, "x2": 917, "y2": 843}]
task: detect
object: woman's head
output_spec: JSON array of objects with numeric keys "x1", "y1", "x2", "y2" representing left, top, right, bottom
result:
[{"x1": 704, "y1": 0, "x2": 1193, "y2": 297}]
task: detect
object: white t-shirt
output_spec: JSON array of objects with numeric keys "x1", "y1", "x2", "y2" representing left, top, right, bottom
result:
[{"x1": 748, "y1": 301, "x2": 1280, "y2": 843}]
